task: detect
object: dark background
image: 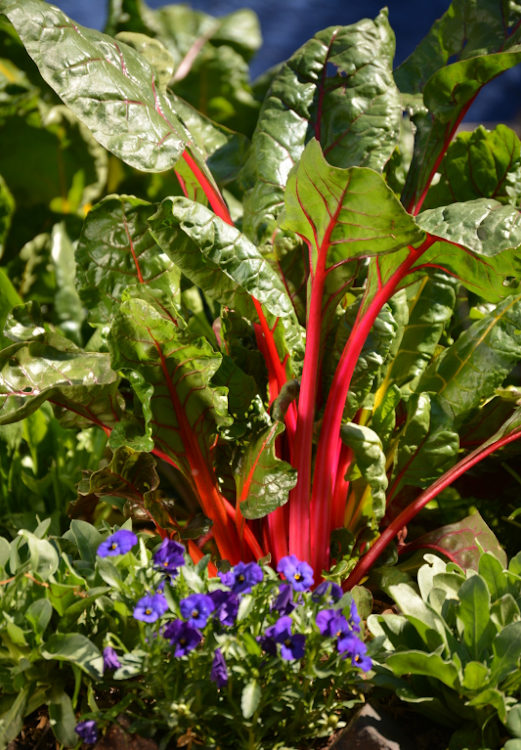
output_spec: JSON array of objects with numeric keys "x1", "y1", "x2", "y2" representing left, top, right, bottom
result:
[{"x1": 54, "y1": 0, "x2": 521, "y2": 124}]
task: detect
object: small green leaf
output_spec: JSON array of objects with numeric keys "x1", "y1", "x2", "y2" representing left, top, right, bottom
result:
[
  {"x1": 506, "y1": 704, "x2": 521, "y2": 739},
  {"x1": 49, "y1": 691, "x2": 77, "y2": 748},
  {"x1": 340, "y1": 422, "x2": 388, "y2": 522},
  {"x1": 18, "y1": 530, "x2": 58, "y2": 581},
  {"x1": 462, "y1": 661, "x2": 490, "y2": 691},
  {"x1": 42, "y1": 633, "x2": 103, "y2": 680},
  {"x1": 490, "y1": 621, "x2": 521, "y2": 684},
  {"x1": 70, "y1": 519, "x2": 103, "y2": 565},
  {"x1": 0, "y1": 684, "x2": 32, "y2": 748},
  {"x1": 25, "y1": 599, "x2": 52, "y2": 638},
  {"x1": 241, "y1": 679, "x2": 261, "y2": 719},
  {"x1": 479, "y1": 552, "x2": 509, "y2": 603},
  {"x1": 457, "y1": 574, "x2": 494, "y2": 660},
  {"x1": 386, "y1": 650, "x2": 459, "y2": 689}
]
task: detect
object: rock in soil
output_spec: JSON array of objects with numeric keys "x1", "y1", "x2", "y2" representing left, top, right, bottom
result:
[{"x1": 330, "y1": 703, "x2": 451, "y2": 750}]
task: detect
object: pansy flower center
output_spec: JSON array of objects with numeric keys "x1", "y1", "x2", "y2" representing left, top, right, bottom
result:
[
  {"x1": 110, "y1": 542, "x2": 118, "y2": 550},
  {"x1": 180, "y1": 638, "x2": 186, "y2": 645},
  {"x1": 238, "y1": 574, "x2": 245, "y2": 582},
  {"x1": 163, "y1": 561, "x2": 169, "y2": 567},
  {"x1": 191, "y1": 609, "x2": 199, "y2": 618},
  {"x1": 145, "y1": 608, "x2": 152, "y2": 615},
  {"x1": 284, "y1": 638, "x2": 292, "y2": 647},
  {"x1": 294, "y1": 572, "x2": 302, "y2": 581}
]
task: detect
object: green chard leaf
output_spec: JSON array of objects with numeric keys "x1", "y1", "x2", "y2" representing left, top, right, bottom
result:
[
  {"x1": 0, "y1": 303, "x2": 122, "y2": 429},
  {"x1": 76, "y1": 195, "x2": 180, "y2": 333},
  {"x1": 407, "y1": 511, "x2": 507, "y2": 571},
  {"x1": 389, "y1": 392, "x2": 460, "y2": 497},
  {"x1": 379, "y1": 271, "x2": 458, "y2": 392},
  {"x1": 396, "y1": 0, "x2": 521, "y2": 213},
  {"x1": 417, "y1": 292, "x2": 521, "y2": 427},
  {"x1": 414, "y1": 199, "x2": 521, "y2": 302},
  {"x1": 148, "y1": 196, "x2": 304, "y2": 376},
  {"x1": 244, "y1": 10, "x2": 401, "y2": 241},
  {"x1": 340, "y1": 422, "x2": 388, "y2": 526},
  {"x1": 423, "y1": 125, "x2": 521, "y2": 209},
  {"x1": 282, "y1": 139, "x2": 423, "y2": 335},
  {"x1": 0, "y1": 0, "x2": 191, "y2": 171}
]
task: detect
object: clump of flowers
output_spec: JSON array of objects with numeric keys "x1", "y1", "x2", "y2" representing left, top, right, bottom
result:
[{"x1": 82, "y1": 526, "x2": 372, "y2": 749}]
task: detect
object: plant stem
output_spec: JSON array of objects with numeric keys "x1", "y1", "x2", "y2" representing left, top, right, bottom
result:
[
  {"x1": 310, "y1": 238, "x2": 434, "y2": 577},
  {"x1": 345, "y1": 425, "x2": 521, "y2": 590},
  {"x1": 182, "y1": 149, "x2": 233, "y2": 226}
]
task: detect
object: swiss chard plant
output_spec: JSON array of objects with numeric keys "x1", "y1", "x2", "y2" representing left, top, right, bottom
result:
[
  {"x1": 0, "y1": 0, "x2": 520, "y2": 587},
  {"x1": 370, "y1": 551, "x2": 521, "y2": 750}
]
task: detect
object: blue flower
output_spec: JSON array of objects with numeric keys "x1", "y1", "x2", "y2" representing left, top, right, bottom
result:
[
  {"x1": 209, "y1": 589, "x2": 239, "y2": 627},
  {"x1": 340, "y1": 636, "x2": 372, "y2": 672},
  {"x1": 97, "y1": 529, "x2": 137, "y2": 558},
  {"x1": 75, "y1": 720, "x2": 98, "y2": 744},
  {"x1": 164, "y1": 619, "x2": 202, "y2": 656},
  {"x1": 180, "y1": 593, "x2": 215, "y2": 628},
  {"x1": 257, "y1": 633, "x2": 277, "y2": 655},
  {"x1": 312, "y1": 581, "x2": 343, "y2": 603},
  {"x1": 348, "y1": 599, "x2": 361, "y2": 633},
  {"x1": 210, "y1": 648, "x2": 228, "y2": 688},
  {"x1": 272, "y1": 583, "x2": 297, "y2": 616},
  {"x1": 133, "y1": 593, "x2": 168, "y2": 623},
  {"x1": 103, "y1": 646, "x2": 121, "y2": 671},
  {"x1": 219, "y1": 561, "x2": 263, "y2": 595},
  {"x1": 265, "y1": 616, "x2": 306, "y2": 661},
  {"x1": 277, "y1": 555, "x2": 314, "y2": 592},
  {"x1": 153, "y1": 538, "x2": 185, "y2": 574},
  {"x1": 315, "y1": 609, "x2": 337, "y2": 635},
  {"x1": 328, "y1": 614, "x2": 354, "y2": 652}
]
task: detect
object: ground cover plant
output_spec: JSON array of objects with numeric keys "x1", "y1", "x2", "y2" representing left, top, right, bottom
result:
[
  {"x1": 0, "y1": 0, "x2": 521, "y2": 746},
  {"x1": 0, "y1": 520, "x2": 372, "y2": 749}
]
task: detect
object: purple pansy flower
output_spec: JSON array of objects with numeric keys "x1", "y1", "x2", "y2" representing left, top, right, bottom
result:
[
  {"x1": 180, "y1": 593, "x2": 215, "y2": 628},
  {"x1": 153, "y1": 538, "x2": 185, "y2": 574},
  {"x1": 312, "y1": 581, "x2": 344, "y2": 603},
  {"x1": 348, "y1": 599, "x2": 361, "y2": 633},
  {"x1": 133, "y1": 593, "x2": 168, "y2": 623},
  {"x1": 272, "y1": 584, "x2": 297, "y2": 616},
  {"x1": 328, "y1": 614, "x2": 354, "y2": 652},
  {"x1": 164, "y1": 619, "x2": 202, "y2": 656},
  {"x1": 265, "y1": 616, "x2": 306, "y2": 661},
  {"x1": 210, "y1": 648, "x2": 228, "y2": 688},
  {"x1": 75, "y1": 720, "x2": 98, "y2": 745},
  {"x1": 315, "y1": 609, "x2": 337, "y2": 635},
  {"x1": 219, "y1": 561, "x2": 263, "y2": 595},
  {"x1": 103, "y1": 646, "x2": 121, "y2": 671},
  {"x1": 257, "y1": 633, "x2": 278, "y2": 655},
  {"x1": 341, "y1": 636, "x2": 372, "y2": 672},
  {"x1": 97, "y1": 529, "x2": 137, "y2": 558},
  {"x1": 210, "y1": 589, "x2": 239, "y2": 627},
  {"x1": 277, "y1": 555, "x2": 314, "y2": 592}
]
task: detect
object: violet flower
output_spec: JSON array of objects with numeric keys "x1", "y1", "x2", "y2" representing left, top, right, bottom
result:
[
  {"x1": 180, "y1": 593, "x2": 215, "y2": 628},
  {"x1": 277, "y1": 555, "x2": 314, "y2": 592},
  {"x1": 210, "y1": 589, "x2": 239, "y2": 627},
  {"x1": 219, "y1": 561, "x2": 263, "y2": 595},
  {"x1": 75, "y1": 720, "x2": 98, "y2": 745},
  {"x1": 164, "y1": 620, "x2": 202, "y2": 656},
  {"x1": 153, "y1": 538, "x2": 185, "y2": 575},
  {"x1": 210, "y1": 648, "x2": 228, "y2": 688},
  {"x1": 341, "y1": 636, "x2": 372, "y2": 672},
  {"x1": 312, "y1": 581, "x2": 343, "y2": 603},
  {"x1": 97, "y1": 529, "x2": 137, "y2": 558},
  {"x1": 315, "y1": 609, "x2": 337, "y2": 636},
  {"x1": 133, "y1": 593, "x2": 168, "y2": 623},
  {"x1": 348, "y1": 599, "x2": 362, "y2": 633},
  {"x1": 272, "y1": 583, "x2": 297, "y2": 616},
  {"x1": 265, "y1": 616, "x2": 306, "y2": 660},
  {"x1": 103, "y1": 646, "x2": 121, "y2": 671}
]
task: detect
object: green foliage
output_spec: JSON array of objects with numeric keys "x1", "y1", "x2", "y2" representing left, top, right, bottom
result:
[
  {"x1": 0, "y1": 521, "x2": 368, "y2": 749},
  {"x1": 370, "y1": 551, "x2": 521, "y2": 749}
]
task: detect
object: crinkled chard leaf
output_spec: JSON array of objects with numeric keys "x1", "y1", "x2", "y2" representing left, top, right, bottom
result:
[
  {"x1": 396, "y1": 0, "x2": 521, "y2": 213},
  {"x1": 0, "y1": 304, "x2": 121, "y2": 428},
  {"x1": 244, "y1": 10, "x2": 401, "y2": 241},
  {"x1": 0, "y1": 0, "x2": 188, "y2": 171},
  {"x1": 418, "y1": 292, "x2": 521, "y2": 427},
  {"x1": 76, "y1": 195, "x2": 180, "y2": 332}
]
